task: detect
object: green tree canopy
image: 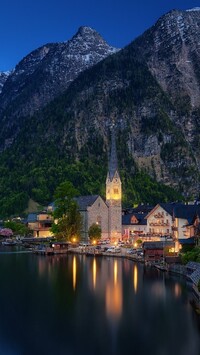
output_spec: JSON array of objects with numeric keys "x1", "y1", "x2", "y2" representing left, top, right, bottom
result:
[
  {"x1": 53, "y1": 181, "x2": 79, "y2": 219},
  {"x1": 88, "y1": 223, "x2": 101, "y2": 242},
  {"x1": 51, "y1": 181, "x2": 82, "y2": 241},
  {"x1": 4, "y1": 220, "x2": 30, "y2": 236}
]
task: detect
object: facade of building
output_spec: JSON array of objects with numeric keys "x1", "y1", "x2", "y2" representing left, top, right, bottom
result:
[
  {"x1": 122, "y1": 212, "x2": 147, "y2": 239},
  {"x1": 146, "y1": 204, "x2": 173, "y2": 237},
  {"x1": 75, "y1": 195, "x2": 109, "y2": 240},
  {"x1": 143, "y1": 241, "x2": 176, "y2": 261},
  {"x1": 146, "y1": 203, "x2": 200, "y2": 244},
  {"x1": 27, "y1": 212, "x2": 53, "y2": 237}
]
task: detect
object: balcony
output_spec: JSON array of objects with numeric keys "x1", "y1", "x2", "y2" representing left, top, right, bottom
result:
[
  {"x1": 154, "y1": 213, "x2": 164, "y2": 219},
  {"x1": 150, "y1": 222, "x2": 170, "y2": 227},
  {"x1": 33, "y1": 226, "x2": 52, "y2": 231}
]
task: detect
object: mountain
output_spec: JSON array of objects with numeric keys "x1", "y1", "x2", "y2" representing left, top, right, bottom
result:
[
  {"x1": 0, "y1": 10, "x2": 200, "y2": 217},
  {"x1": 0, "y1": 71, "x2": 10, "y2": 94},
  {"x1": 131, "y1": 8, "x2": 200, "y2": 169},
  {"x1": 0, "y1": 26, "x2": 119, "y2": 125}
]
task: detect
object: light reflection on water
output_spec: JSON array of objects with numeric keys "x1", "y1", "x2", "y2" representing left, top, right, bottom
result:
[{"x1": 0, "y1": 253, "x2": 199, "y2": 355}]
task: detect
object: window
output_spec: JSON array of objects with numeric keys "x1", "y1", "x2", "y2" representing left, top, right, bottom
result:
[{"x1": 114, "y1": 188, "x2": 119, "y2": 194}]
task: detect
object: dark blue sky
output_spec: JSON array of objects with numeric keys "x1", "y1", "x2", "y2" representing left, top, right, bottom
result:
[{"x1": 1, "y1": 0, "x2": 200, "y2": 71}]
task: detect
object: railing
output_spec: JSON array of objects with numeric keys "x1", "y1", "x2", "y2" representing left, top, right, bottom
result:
[
  {"x1": 149, "y1": 222, "x2": 170, "y2": 226},
  {"x1": 154, "y1": 213, "x2": 164, "y2": 218},
  {"x1": 32, "y1": 227, "x2": 52, "y2": 231}
]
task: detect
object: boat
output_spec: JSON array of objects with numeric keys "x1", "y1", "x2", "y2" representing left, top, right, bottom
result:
[{"x1": 2, "y1": 239, "x2": 17, "y2": 246}]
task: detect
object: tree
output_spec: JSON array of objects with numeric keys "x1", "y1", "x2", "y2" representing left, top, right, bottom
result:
[
  {"x1": 0, "y1": 228, "x2": 13, "y2": 238},
  {"x1": 51, "y1": 181, "x2": 82, "y2": 241},
  {"x1": 53, "y1": 181, "x2": 79, "y2": 219},
  {"x1": 88, "y1": 223, "x2": 101, "y2": 243},
  {"x1": 4, "y1": 221, "x2": 30, "y2": 236}
]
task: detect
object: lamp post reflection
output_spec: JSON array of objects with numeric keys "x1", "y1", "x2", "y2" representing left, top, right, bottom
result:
[
  {"x1": 114, "y1": 260, "x2": 118, "y2": 286},
  {"x1": 93, "y1": 258, "x2": 97, "y2": 289},
  {"x1": 72, "y1": 256, "x2": 77, "y2": 291},
  {"x1": 106, "y1": 260, "x2": 122, "y2": 321},
  {"x1": 174, "y1": 283, "x2": 182, "y2": 298},
  {"x1": 133, "y1": 264, "x2": 138, "y2": 294}
]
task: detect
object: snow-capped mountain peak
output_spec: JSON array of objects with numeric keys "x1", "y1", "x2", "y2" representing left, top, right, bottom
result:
[
  {"x1": 186, "y1": 7, "x2": 200, "y2": 12},
  {"x1": 0, "y1": 26, "x2": 120, "y2": 115}
]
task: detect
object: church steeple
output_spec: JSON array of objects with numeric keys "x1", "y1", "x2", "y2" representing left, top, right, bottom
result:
[
  {"x1": 108, "y1": 127, "x2": 118, "y2": 181},
  {"x1": 106, "y1": 125, "x2": 122, "y2": 240}
]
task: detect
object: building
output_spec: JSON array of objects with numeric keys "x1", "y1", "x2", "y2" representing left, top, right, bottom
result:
[
  {"x1": 74, "y1": 195, "x2": 109, "y2": 239},
  {"x1": 27, "y1": 211, "x2": 53, "y2": 237},
  {"x1": 122, "y1": 212, "x2": 147, "y2": 240},
  {"x1": 146, "y1": 203, "x2": 173, "y2": 238},
  {"x1": 143, "y1": 241, "x2": 176, "y2": 262},
  {"x1": 145, "y1": 203, "x2": 200, "y2": 244}
]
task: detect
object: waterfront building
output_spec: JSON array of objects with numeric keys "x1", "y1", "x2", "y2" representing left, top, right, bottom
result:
[
  {"x1": 122, "y1": 212, "x2": 147, "y2": 239},
  {"x1": 27, "y1": 211, "x2": 53, "y2": 237},
  {"x1": 74, "y1": 195, "x2": 109, "y2": 240},
  {"x1": 146, "y1": 203, "x2": 200, "y2": 242},
  {"x1": 146, "y1": 203, "x2": 173, "y2": 237}
]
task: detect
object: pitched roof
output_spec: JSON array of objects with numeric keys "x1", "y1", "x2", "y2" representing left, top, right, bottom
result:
[
  {"x1": 174, "y1": 205, "x2": 200, "y2": 220},
  {"x1": 146, "y1": 203, "x2": 200, "y2": 220},
  {"x1": 27, "y1": 213, "x2": 38, "y2": 223},
  {"x1": 179, "y1": 237, "x2": 195, "y2": 245},
  {"x1": 143, "y1": 241, "x2": 175, "y2": 250},
  {"x1": 74, "y1": 195, "x2": 101, "y2": 211}
]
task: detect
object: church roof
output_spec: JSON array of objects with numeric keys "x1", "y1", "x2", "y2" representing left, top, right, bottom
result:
[{"x1": 74, "y1": 195, "x2": 101, "y2": 211}]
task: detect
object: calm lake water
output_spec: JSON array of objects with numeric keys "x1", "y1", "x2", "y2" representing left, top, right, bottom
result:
[{"x1": 0, "y1": 248, "x2": 200, "y2": 355}]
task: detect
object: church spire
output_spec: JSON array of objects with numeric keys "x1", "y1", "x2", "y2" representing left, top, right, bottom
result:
[
  {"x1": 108, "y1": 124, "x2": 118, "y2": 181},
  {"x1": 106, "y1": 123, "x2": 122, "y2": 241}
]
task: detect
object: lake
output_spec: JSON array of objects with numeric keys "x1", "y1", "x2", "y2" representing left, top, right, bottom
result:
[{"x1": 0, "y1": 249, "x2": 200, "y2": 355}]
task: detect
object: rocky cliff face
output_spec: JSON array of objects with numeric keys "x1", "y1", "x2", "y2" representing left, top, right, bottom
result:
[
  {"x1": 0, "y1": 71, "x2": 10, "y2": 94},
  {"x1": 132, "y1": 8, "x2": 200, "y2": 171},
  {"x1": 134, "y1": 8, "x2": 200, "y2": 107}
]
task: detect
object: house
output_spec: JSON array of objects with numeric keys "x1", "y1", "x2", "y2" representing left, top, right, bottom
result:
[
  {"x1": 143, "y1": 241, "x2": 175, "y2": 261},
  {"x1": 145, "y1": 203, "x2": 174, "y2": 238},
  {"x1": 122, "y1": 212, "x2": 147, "y2": 240},
  {"x1": 27, "y1": 211, "x2": 53, "y2": 237},
  {"x1": 146, "y1": 203, "x2": 200, "y2": 242}
]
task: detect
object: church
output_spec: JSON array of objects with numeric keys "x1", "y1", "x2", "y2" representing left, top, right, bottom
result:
[
  {"x1": 75, "y1": 129, "x2": 122, "y2": 241},
  {"x1": 28, "y1": 129, "x2": 122, "y2": 241}
]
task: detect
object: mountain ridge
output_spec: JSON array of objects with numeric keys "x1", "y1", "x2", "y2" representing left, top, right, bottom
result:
[{"x1": 0, "y1": 10, "x2": 200, "y2": 216}]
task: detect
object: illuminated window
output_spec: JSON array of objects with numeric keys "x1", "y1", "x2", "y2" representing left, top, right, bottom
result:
[
  {"x1": 114, "y1": 188, "x2": 119, "y2": 194},
  {"x1": 97, "y1": 216, "x2": 101, "y2": 226}
]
